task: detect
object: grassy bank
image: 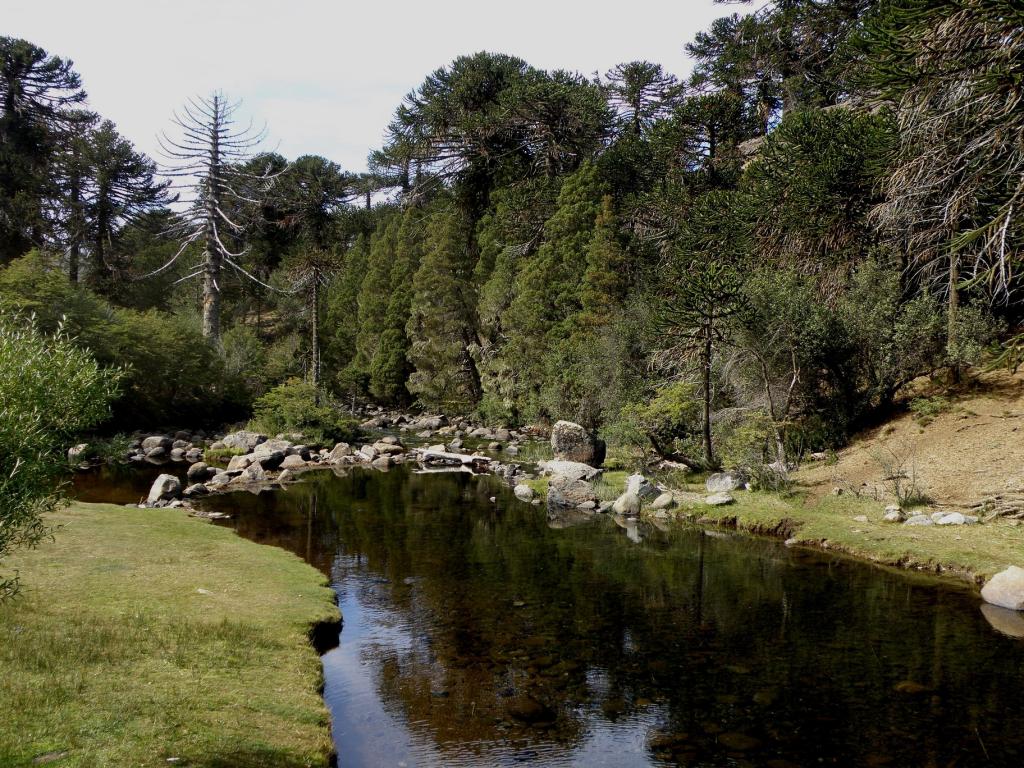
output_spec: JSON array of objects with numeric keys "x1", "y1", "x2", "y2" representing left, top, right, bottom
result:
[
  {"x1": 0, "y1": 502, "x2": 339, "y2": 768},
  {"x1": 669, "y1": 489, "x2": 1023, "y2": 585}
]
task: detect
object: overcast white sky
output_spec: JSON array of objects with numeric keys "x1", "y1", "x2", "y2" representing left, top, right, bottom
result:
[{"x1": 6, "y1": 0, "x2": 747, "y2": 173}]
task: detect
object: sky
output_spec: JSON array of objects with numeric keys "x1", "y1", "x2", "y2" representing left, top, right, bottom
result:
[{"x1": 6, "y1": 0, "x2": 748, "y2": 173}]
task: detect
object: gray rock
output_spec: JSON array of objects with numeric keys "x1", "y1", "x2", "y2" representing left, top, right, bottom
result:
[
  {"x1": 514, "y1": 484, "x2": 535, "y2": 502},
  {"x1": 227, "y1": 454, "x2": 253, "y2": 471},
  {"x1": 182, "y1": 483, "x2": 208, "y2": 497},
  {"x1": 234, "y1": 463, "x2": 266, "y2": 484},
  {"x1": 359, "y1": 445, "x2": 378, "y2": 461},
  {"x1": 937, "y1": 512, "x2": 978, "y2": 526},
  {"x1": 221, "y1": 430, "x2": 267, "y2": 452},
  {"x1": 488, "y1": 441, "x2": 502, "y2": 451},
  {"x1": 281, "y1": 454, "x2": 306, "y2": 469},
  {"x1": 142, "y1": 435, "x2": 172, "y2": 453},
  {"x1": 705, "y1": 492, "x2": 735, "y2": 506},
  {"x1": 550, "y1": 420, "x2": 605, "y2": 467},
  {"x1": 506, "y1": 445, "x2": 519, "y2": 456},
  {"x1": 373, "y1": 440, "x2": 405, "y2": 456},
  {"x1": 253, "y1": 439, "x2": 293, "y2": 456},
  {"x1": 186, "y1": 462, "x2": 209, "y2": 481},
  {"x1": 599, "y1": 500, "x2": 614, "y2": 514},
  {"x1": 208, "y1": 472, "x2": 232, "y2": 487},
  {"x1": 651, "y1": 492, "x2": 676, "y2": 510},
  {"x1": 254, "y1": 450, "x2": 286, "y2": 470},
  {"x1": 147, "y1": 474, "x2": 181, "y2": 504},
  {"x1": 371, "y1": 455, "x2": 394, "y2": 469},
  {"x1": 171, "y1": 439, "x2": 188, "y2": 450},
  {"x1": 883, "y1": 510, "x2": 904, "y2": 523},
  {"x1": 67, "y1": 443, "x2": 89, "y2": 462},
  {"x1": 413, "y1": 415, "x2": 447, "y2": 431},
  {"x1": 981, "y1": 566, "x2": 1024, "y2": 611},
  {"x1": 173, "y1": 430, "x2": 191, "y2": 442},
  {"x1": 494, "y1": 428, "x2": 512, "y2": 442},
  {"x1": 328, "y1": 442, "x2": 352, "y2": 461},
  {"x1": 277, "y1": 468, "x2": 295, "y2": 483},
  {"x1": 612, "y1": 492, "x2": 642, "y2": 516},
  {"x1": 903, "y1": 514, "x2": 934, "y2": 527},
  {"x1": 184, "y1": 448, "x2": 203, "y2": 463},
  {"x1": 170, "y1": 448, "x2": 186, "y2": 462},
  {"x1": 145, "y1": 447, "x2": 167, "y2": 460},
  {"x1": 541, "y1": 460, "x2": 603, "y2": 483},
  {"x1": 427, "y1": 443, "x2": 448, "y2": 453},
  {"x1": 706, "y1": 472, "x2": 744, "y2": 494},
  {"x1": 210, "y1": 441, "x2": 226, "y2": 451},
  {"x1": 379, "y1": 435, "x2": 399, "y2": 445},
  {"x1": 626, "y1": 473, "x2": 659, "y2": 500},
  {"x1": 547, "y1": 475, "x2": 599, "y2": 508}
]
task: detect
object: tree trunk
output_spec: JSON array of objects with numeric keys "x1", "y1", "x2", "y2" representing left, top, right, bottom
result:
[
  {"x1": 311, "y1": 270, "x2": 321, "y2": 388},
  {"x1": 202, "y1": 95, "x2": 222, "y2": 343},
  {"x1": 702, "y1": 330, "x2": 714, "y2": 468},
  {"x1": 948, "y1": 254, "x2": 960, "y2": 382}
]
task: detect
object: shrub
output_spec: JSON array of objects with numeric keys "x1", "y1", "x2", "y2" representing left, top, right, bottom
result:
[
  {"x1": 248, "y1": 379, "x2": 359, "y2": 445},
  {"x1": 0, "y1": 314, "x2": 119, "y2": 597}
]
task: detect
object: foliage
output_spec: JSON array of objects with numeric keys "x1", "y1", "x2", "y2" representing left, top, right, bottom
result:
[
  {"x1": 248, "y1": 378, "x2": 358, "y2": 445},
  {"x1": 0, "y1": 314, "x2": 118, "y2": 597},
  {"x1": 616, "y1": 381, "x2": 703, "y2": 469}
]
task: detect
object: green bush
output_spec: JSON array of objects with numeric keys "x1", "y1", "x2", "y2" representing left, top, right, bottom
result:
[
  {"x1": 0, "y1": 314, "x2": 119, "y2": 597},
  {"x1": 248, "y1": 379, "x2": 359, "y2": 445}
]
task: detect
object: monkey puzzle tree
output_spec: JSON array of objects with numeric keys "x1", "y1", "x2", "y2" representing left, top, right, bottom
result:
[{"x1": 152, "y1": 92, "x2": 278, "y2": 341}]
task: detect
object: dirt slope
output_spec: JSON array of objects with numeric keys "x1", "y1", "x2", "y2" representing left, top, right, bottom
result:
[{"x1": 796, "y1": 368, "x2": 1024, "y2": 511}]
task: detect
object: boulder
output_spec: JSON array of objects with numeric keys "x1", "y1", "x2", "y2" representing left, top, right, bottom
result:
[
  {"x1": 277, "y1": 468, "x2": 295, "y2": 483},
  {"x1": 413, "y1": 415, "x2": 447, "y2": 431},
  {"x1": 506, "y1": 445, "x2": 520, "y2": 456},
  {"x1": 186, "y1": 462, "x2": 210, "y2": 481},
  {"x1": 705, "y1": 492, "x2": 735, "y2": 506},
  {"x1": 494, "y1": 428, "x2": 512, "y2": 442},
  {"x1": 427, "y1": 443, "x2": 448, "y2": 453},
  {"x1": 253, "y1": 439, "x2": 293, "y2": 456},
  {"x1": 182, "y1": 483, "x2": 208, "y2": 497},
  {"x1": 142, "y1": 435, "x2": 172, "y2": 453},
  {"x1": 706, "y1": 472, "x2": 744, "y2": 494},
  {"x1": 147, "y1": 474, "x2": 181, "y2": 504},
  {"x1": 170, "y1": 448, "x2": 186, "y2": 462},
  {"x1": 903, "y1": 514, "x2": 933, "y2": 527},
  {"x1": 208, "y1": 472, "x2": 232, "y2": 487},
  {"x1": 227, "y1": 454, "x2": 253, "y2": 471},
  {"x1": 379, "y1": 435, "x2": 400, "y2": 445},
  {"x1": 221, "y1": 430, "x2": 267, "y2": 452},
  {"x1": 612, "y1": 492, "x2": 642, "y2": 516},
  {"x1": 514, "y1": 484, "x2": 535, "y2": 502},
  {"x1": 358, "y1": 445, "x2": 378, "y2": 461},
  {"x1": 373, "y1": 440, "x2": 405, "y2": 456},
  {"x1": 328, "y1": 442, "x2": 352, "y2": 461},
  {"x1": 184, "y1": 448, "x2": 203, "y2": 463},
  {"x1": 254, "y1": 450, "x2": 286, "y2": 470},
  {"x1": 234, "y1": 463, "x2": 267, "y2": 484},
  {"x1": 281, "y1": 454, "x2": 306, "y2": 469},
  {"x1": 145, "y1": 447, "x2": 167, "y2": 460},
  {"x1": 67, "y1": 443, "x2": 90, "y2": 462},
  {"x1": 626, "y1": 473, "x2": 659, "y2": 500},
  {"x1": 981, "y1": 566, "x2": 1024, "y2": 611},
  {"x1": 550, "y1": 420, "x2": 605, "y2": 466},
  {"x1": 883, "y1": 504, "x2": 905, "y2": 523},
  {"x1": 173, "y1": 430, "x2": 191, "y2": 442},
  {"x1": 171, "y1": 439, "x2": 188, "y2": 450},
  {"x1": 371, "y1": 455, "x2": 394, "y2": 469},
  {"x1": 547, "y1": 475, "x2": 599, "y2": 508},
  {"x1": 541, "y1": 460, "x2": 603, "y2": 483},
  {"x1": 651, "y1": 492, "x2": 676, "y2": 510},
  {"x1": 936, "y1": 512, "x2": 978, "y2": 526}
]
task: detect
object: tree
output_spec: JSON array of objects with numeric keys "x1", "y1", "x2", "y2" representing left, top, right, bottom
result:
[
  {"x1": 655, "y1": 259, "x2": 745, "y2": 468},
  {"x1": 0, "y1": 314, "x2": 118, "y2": 598},
  {"x1": 0, "y1": 37, "x2": 87, "y2": 262},
  {"x1": 605, "y1": 61, "x2": 683, "y2": 136},
  {"x1": 153, "y1": 92, "x2": 278, "y2": 341},
  {"x1": 862, "y1": 0, "x2": 1024, "y2": 356}
]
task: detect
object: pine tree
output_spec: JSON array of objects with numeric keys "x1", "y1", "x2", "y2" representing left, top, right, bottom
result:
[
  {"x1": 406, "y1": 210, "x2": 481, "y2": 410},
  {"x1": 579, "y1": 196, "x2": 628, "y2": 328},
  {"x1": 353, "y1": 216, "x2": 398, "y2": 373}
]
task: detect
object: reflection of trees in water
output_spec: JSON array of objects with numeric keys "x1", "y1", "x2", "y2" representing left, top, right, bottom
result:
[{"x1": 211, "y1": 468, "x2": 1024, "y2": 766}]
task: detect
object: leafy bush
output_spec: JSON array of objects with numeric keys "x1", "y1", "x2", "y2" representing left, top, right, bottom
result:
[
  {"x1": 248, "y1": 378, "x2": 359, "y2": 445},
  {"x1": 909, "y1": 395, "x2": 950, "y2": 426},
  {"x1": 614, "y1": 381, "x2": 703, "y2": 468},
  {"x1": 0, "y1": 314, "x2": 119, "y2": 597}
]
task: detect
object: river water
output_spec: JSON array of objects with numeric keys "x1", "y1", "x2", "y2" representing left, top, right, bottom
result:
[{"x1": 82, "y1": 463, "x2": 1024, "y2": 766}]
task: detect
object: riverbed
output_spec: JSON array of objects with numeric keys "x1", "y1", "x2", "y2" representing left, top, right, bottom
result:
[{"x1": 80, "y1": 463, "x2": 1024, "y2": 766}]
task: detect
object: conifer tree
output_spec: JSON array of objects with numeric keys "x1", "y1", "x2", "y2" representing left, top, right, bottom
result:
[
  {"x1": 353, "y1": 216, "x2": 399, "y2": 374},
  {"x1": 406, "y1": 210, "x2": 481, "y2": 410}
]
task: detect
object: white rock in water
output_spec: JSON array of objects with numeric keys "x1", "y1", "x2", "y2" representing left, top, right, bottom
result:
[
  {"x1": 981, "y1": 566, "x2": 1024, "y2": 611},
  {"x1": 612, "y1": 492, "x2": 642, "y2": 516},
  {"x1": 514, "y1": 484, "x2": 535, "y2": 502},
  {"x1": 147, "y1": 474, "x2": 181, "y2": 504}
]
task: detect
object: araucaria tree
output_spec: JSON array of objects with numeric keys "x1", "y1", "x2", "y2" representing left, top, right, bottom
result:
[
  {"x1": 655, "y1": 259, "x2": 745, "y2": 469},
  {"x1": 154, "y1": 92, "x2": 277, "y2": 341}
]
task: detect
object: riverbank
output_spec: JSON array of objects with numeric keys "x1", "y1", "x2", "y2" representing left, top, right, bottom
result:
[
  {"x1": 0, "y1": 502, "x2": 339, "y2": 768},
  {"x1": 664, "y1": 489, "x2": 1022, "y2": 586}
]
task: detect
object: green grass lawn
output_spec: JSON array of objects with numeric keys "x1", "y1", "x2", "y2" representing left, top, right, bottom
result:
[{"x1": 0, "y1": 502, "x2": 338, "y2": 768}]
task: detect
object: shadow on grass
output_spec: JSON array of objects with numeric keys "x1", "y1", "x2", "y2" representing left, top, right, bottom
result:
[{"x1": 195, "y1": 745, "x2": 336, "y2": 768}]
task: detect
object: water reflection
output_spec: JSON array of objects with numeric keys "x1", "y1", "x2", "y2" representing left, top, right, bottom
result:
[{"x1": 200, "y1": 466, "x2": 1024, "y2": 767}]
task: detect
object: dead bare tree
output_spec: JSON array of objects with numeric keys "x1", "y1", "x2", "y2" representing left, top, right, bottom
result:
[{"x1": 148, "y1": 92, "x2": 280, "y2": 341}]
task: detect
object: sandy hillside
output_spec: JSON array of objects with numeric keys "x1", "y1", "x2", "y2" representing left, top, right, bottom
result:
[{"x1": 796, "y1": 368, "x2": 1024, "y2": 511}]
